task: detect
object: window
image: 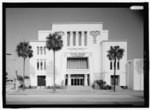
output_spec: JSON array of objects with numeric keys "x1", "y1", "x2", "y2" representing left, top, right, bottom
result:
[
  {"x1": 73, "y1": 32, "x2": 76, "y2": 46},
  {"x1": 67, "y1": 58, "x2": 88, "y2": 69},
  {"x1": 84, "y1": 31, "x2": 87, "y2": 46},
  {"x1": 40, "y1": 47, "x2": 42, "y2": 55},
  {"x1": 44, "y1": 59, "x2": 46, "y2": 70},
  {"x1": 110, "y1": 61, "x2": 112, "y2": 70},
  {"x1": 37, "y1": 59, "x2": 39, "y2": 70},
  {"x1": 41, "y1": 59, "x2": 43, "y2": 70},
  {"x1": 79, "y1": 31, "x2": 82, "y2": 46},
  {"x1": 37, "y1": 47, "x2": 39, "y2": 55},
  {"x1": 117, "y1": 61, "x2": 120, "y2": 70},
  {"x1": 67, "y1": 32, "x2": 70, "y2": 46},
  {"x1": 44, "y1": 47, "x2": 46, "y2": 54}
]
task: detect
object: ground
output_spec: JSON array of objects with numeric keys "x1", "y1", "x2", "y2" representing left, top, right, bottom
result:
[{"x1": 5, "y1": 83, "x2": 144, "y2": 107}]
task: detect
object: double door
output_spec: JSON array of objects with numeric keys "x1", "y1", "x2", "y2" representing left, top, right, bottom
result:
[{"x1": 71, "y1": 74, "x2": 84, "y2": 86}]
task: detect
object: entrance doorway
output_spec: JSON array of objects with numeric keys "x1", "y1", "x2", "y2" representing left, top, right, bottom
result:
[
  {"x1": 71, "y1": 74, "x2": 84, "y2": 86},
  {"x1": 111, "y1": 75, "x2": 119, "y2": 85},
  {"x1": 37, "y1": 76, "x2": 46, "y2": 86}
]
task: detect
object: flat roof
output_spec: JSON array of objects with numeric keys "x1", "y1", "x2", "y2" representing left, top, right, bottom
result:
[
  {"x1": 51, "y1": 22, "x2": 103, "y2": 25},
  {"x1": 38, "y1": 30, "x2": 51, "y2": 32},
  {"x1": 101, "y1": 40, "x2": 128, "y2": 43}
]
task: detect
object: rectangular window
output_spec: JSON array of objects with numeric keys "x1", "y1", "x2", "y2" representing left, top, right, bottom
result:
[
  {"x1": 44, "y1": 59, "x2": 46, "y2": 70},
  {"x1": 117, "y1": 61, "x2": 120, "y2": 70},
  {"x1": 44, "y1": 47, "x2": 46, "y2": 54},
  {"x1": 37, "y1": 59, "x2": 39, "y2": 70},
  {"x1": 37, "y1": 47, "x2": 39, "y2": 55},
  {"x1": 67, "y1": 58, "x2": 88, "y2": 69},
  {"x1": 40, "y1": 47, "x2": 42, "y2": 55},
  {"x1": 67, "y1": 32, "x2": 70, "y2": 46},
  {"x1": 79, "y1": 31, "x2": 82, "y2": 46},
  {"x1": 84, "y1": 31, "x2": 87, "y2": 46},
  {"x1": 73, "y1": 32, "x2": 76, "y2": 46},
  {"x1": 41, "y1": 59, "x2": 43, "y2": 70},
  {"x1": 110, "y1": 61, "x2": 112, "y2": 70}
]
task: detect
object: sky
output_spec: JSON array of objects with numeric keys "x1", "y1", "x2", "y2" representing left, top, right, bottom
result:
[{"x1": 6, "y1": 8, "x2": 144, "y2": 78}]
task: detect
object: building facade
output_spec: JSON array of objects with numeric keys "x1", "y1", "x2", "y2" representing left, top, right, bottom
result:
[
  {"x1": 29, "y1": 23, "x2": 127, "y2": 87},
  {"x1": 127, "y1": 59, "x2": 143, "y2": 90}
]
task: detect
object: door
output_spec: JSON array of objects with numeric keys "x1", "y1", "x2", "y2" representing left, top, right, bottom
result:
[
  {"x1": 37, "y1": 76, "x2": 46, "y2": 86},
  {"x1": 111, "y1": 75, "x2": 119, "y2": 85},
  {"x1": 71, "y1": 74, "x2": 84, "y2": 86}
]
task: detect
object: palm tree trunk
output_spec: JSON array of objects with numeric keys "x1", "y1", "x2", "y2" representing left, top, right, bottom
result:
[
  {"x1": 53, "y1": 50, "x2": 56, "y2": 91},
  {"x1": 23, "y1": 57, "x2": 25, "y2": 90},
  {"x1": 114, "y1": 58, "x2": 116, "y2": 92}
]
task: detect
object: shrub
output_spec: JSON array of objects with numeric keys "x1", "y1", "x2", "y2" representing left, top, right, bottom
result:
[
  {"x1": 92, "y1": 80, "x2": 111, "y2": 90},
  {"x1": 17, "y1": 75, "x2": 23, "y2": 81},
  {"x1": 24, "y1": 76, "x2": 30, "y2": 79}
]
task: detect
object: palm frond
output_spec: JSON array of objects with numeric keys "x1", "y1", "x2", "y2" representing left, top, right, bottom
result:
[
  {"x1": 16, "y1": 41, "x2": 33, "y2": 59},
  {"x1": 46, "y1": 32, "x2": 63, "y2": 51},
  {"x1": 107, "y1": 45, "x2": 124, "y2": 61}
]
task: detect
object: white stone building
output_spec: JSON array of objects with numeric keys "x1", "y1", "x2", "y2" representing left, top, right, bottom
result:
[
  {"x1": 29, "y1": 22, "x2": 127, "y2": 87},
  {"x1": 127, "y1": 59, "x2": 143, "y2": 90}
]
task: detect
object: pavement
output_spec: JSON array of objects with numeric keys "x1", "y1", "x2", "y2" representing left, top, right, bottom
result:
[{"x1": 5, "y1": 86, "x2": 145, "y2": 107}]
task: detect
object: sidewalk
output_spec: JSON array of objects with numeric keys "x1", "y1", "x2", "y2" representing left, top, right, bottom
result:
[{"x1": 6, "y1": 87, "x2": 144, "y2": 98}]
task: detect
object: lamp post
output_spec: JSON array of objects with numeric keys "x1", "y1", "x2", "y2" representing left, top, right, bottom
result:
[
  {"x1": 6, "y1": 52, "x2": 19, "y2": 90},
  {"x1": 6, "y1": 52, "x2": 18, "y2": 80}
]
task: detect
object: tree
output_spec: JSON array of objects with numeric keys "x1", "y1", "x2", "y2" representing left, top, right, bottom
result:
[
  {"x1": 16, "y1": 41, "x2": 33, "y2": 90},
  {"x1": 46, "y1": 32, "x2": 63, "y2": 91},
  {"x1": 107, "y1": 46, "x2": 124, "y2": 92}
]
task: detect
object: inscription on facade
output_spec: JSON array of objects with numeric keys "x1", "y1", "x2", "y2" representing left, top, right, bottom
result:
[{"x1": 71, "y1": 53, "x2": 86, "y2": 57}]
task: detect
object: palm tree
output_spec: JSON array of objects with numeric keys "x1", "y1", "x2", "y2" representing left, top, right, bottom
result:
[
  {"x1": 107, "y1": 46, "x2": 124, "y2": 92},
  {"x1": 46, "y1": 32, "x2": 63, "y2": 91},
  {"x1": 16, "y1": 41, "x2": 33, "y2": 90}
]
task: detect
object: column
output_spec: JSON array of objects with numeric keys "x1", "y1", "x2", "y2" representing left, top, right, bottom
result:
[
  {"x1": 70, "y1": 32, "x2": 72, "y2": 47},
  {"x1": 76, "y1": 31, "x2": 78, "y2": 46},
  {"x1": 68, "y1": 74, "x2": 71, "y2": 86},
  {"x1": 79, "y1": 58, "x2": 81, "y2": 69},
  {"x1": 84, "y1": 74, "x2": 87, "y2": 86},
  {"x1": 81, "y1": 31, "x2": 84, "y2": 47},
  {"x1": 68, "y1": 59, "x2": 70, "y2": 69}
]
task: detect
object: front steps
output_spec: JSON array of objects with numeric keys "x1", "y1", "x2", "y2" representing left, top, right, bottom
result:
[{"x1": 66, "y1": 86, "x2": 93, "y2": 92}]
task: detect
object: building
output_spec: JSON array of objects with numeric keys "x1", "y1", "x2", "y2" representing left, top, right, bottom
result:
[
  {"x1": 29, "y1": 22, "x2": 127, "y2": 87},
  {"x1": 127, "y1": 59, "x2": 143, "y2": 90}
]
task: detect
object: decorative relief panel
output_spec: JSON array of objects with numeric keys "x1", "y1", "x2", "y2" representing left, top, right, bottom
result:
[{"x1": 90, "y1": 30, "x2": 100, "y2": 44}]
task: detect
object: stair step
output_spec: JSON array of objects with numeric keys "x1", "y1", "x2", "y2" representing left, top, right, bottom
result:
[{"x1": 66, "y1": 86, "x2": 93, "y2": 91}]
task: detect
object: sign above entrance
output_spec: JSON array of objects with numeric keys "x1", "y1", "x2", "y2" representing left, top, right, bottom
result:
[{"x1": 70, "y1": 53, "x2": 85, "y2": 57}]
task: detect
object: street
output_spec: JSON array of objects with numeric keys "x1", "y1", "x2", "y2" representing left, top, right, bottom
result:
[{"x1": 6, "y1": 94, "x2": 144, "y2": 106}]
